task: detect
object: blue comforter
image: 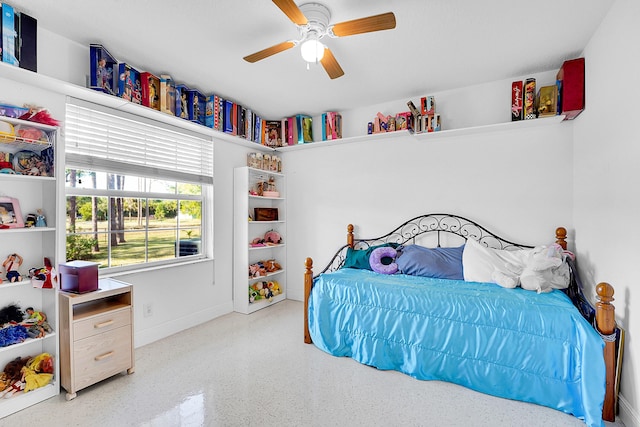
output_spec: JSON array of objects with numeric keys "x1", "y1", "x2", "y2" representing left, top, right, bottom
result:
[{"x1": 308, "y1": 269, "x2": 606, "y2": 427}]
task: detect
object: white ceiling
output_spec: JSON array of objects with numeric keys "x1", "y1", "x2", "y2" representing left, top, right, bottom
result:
[{"x1": 11, "y1": 0, "x2": 614, "y2": 119}]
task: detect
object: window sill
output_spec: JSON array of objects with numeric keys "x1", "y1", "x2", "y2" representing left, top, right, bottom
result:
[{"x1": 99, "y1": 256, "x2": 213, "y2": 279}]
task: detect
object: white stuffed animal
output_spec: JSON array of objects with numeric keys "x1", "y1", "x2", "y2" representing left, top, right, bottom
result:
[{"x1": 520, "y1": 244, "x2": 570, "y2": 293}]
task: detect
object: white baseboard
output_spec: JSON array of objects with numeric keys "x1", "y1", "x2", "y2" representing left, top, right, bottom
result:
[
  {"x1": 619, "y1": 393, "x2": 640, "y2": 427},
  {"x1": 134, "y1": 301, "x2": 234, "y2": 348}
]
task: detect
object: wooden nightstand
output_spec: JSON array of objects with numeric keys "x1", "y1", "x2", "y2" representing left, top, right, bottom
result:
[{"x1": 59, "y1": 278, "x2": 134, "y2": 400}]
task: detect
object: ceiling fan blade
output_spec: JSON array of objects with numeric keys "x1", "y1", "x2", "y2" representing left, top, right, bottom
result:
[
  {"x1": 331, "y1": 12, "x2": 396, "y2": 37},
  {"x1": 320, "y1": 47, "x2": 344, "y2": 79},
  {"x1": 272, "y1": 0, "x2": 308, "y2": 26},
  {"x1": 243, "y1": 41, "x2": 296, "y2": 63}
]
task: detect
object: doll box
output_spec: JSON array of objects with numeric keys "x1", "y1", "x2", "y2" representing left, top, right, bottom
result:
[
  {"x1": 556, "y1": 57, "x2": 585, "y2": 120},
  {"x1": 117, "y1": 62, "x2": 142, "y2": 104},
  {"x1": 187, "y1": 89, "x2": 206, "y2": 126},
  {"x1": 175, "y1": 84, "x2": 190, "y2": 120},
  {"x1": 159, "y1": 74, "x2": 176, "y2": 116},
  {"x1": 141, "y1": 72, "x2": 160, "y2": 110},
  {"x1": 59, "y1": 260, "x2": 99, "y2": 294},
  {"x1": 89, "y1": 44, "x2": 118, "y2": 95}
]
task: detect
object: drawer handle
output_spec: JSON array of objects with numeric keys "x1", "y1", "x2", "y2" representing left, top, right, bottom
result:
[
  {"x1": 95, "y1": 351, "x2": 114, "y2": 361},
  {"x1": 94, "y1": 320, "x2": 114, "y2": 329}
]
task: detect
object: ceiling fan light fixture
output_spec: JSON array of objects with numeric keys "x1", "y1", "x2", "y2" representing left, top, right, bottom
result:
[{"x1": 300, "y1": 38, "x2": 325, "y2": 63}]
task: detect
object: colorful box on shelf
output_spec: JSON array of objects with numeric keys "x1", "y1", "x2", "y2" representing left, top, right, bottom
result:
[
  {"x1": 117, "y1": 63, "x2": 142, "y2": 104},
  {"x1": 175, "y1": 84, "x2": 190, "y2": 120},
  {"x1": 141, "y1": 72, "x2": 160, "y2": 110},
  {"x1": 557, "y1": 57, "x2": 585, "y2": 120},
  {"x1": 511, "y1": 80, "x2": 523, "y2": 121},
  {"x1": 89, "y1": 44, "x2": 118, "y2": 95},
  {"x1": 537, "y1": 85, "x2": 559, "y2": 117},
  {"x1": 18, "y1": 11, "x2": 37, "y2": 72},
  {"x1": 159, "y1": 74, "x2": 176, "y2": 116},
  {"x1": 523, "y1": 78, "x2": 537, "y2": 120},
  {"x1": 0, "y1": 103, "x2": 29, "y2": 119},
  {"x1": 187, "y1": 89, "x2": 206, "y2": 126},
  {"x1": 1, "y1": 3, "x2": 19, "y2": 66},
  {"x1": 420, "y1": 96, "x2": 435, "y2": 116},
  {"x1": 205, "y1": 94, "x2": 222, "y2": 129}
]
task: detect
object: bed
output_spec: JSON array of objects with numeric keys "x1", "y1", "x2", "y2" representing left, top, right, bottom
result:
[{"x1": 303, "y1": 214, "x2": 619, "y2": 427}]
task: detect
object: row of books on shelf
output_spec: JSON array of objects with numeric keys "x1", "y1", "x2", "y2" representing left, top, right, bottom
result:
[
  {"x1": 265, "y1": 111, "x2": 343, "y2": 146},
  {"x1": 90, "y1": 44, "x2": 344, "y2": 146}
]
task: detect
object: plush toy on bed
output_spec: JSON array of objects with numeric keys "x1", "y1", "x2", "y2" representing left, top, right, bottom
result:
[
  {"x1": 369, "y1": 246, "x2": 399, "y2": 275},
  {"x1": 519, "y1": 244, "x2": 571, "y2": 293}
]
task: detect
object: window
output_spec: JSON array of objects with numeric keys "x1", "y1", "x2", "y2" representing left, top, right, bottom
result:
[{"x1": 65, "y1": 98, "x2": 213, "y2": 272}]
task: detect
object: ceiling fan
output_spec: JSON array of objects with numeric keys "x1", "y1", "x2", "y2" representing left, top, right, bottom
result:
[{"x1": 243, "y1": 0, "x2": 396, "y2": 79}]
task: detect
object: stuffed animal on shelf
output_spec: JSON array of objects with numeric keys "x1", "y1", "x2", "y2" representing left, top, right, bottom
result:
[
  {"x1": 263, "y1": 259, "x2": 281, "y2": 273},
  {"x1": 249, "y1": 259, "x2": 282, "y2": 279},
  {"x1": 267, "y1": 281, "x2": 282, "y2": 297},
  {"x1": 250, "y1": 230, "x2": 282, "y2": 247},
  {"x1": 249, "y1": 262, "x2": 266, "y2": 278},
  {"x1": 263, "y1": 230, "x2": 282, "y2": 245},
  {"x1": 248, "y1": 280, "x2": 283, "y2": 303}
]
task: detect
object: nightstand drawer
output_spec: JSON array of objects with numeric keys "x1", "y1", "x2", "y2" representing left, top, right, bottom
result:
[
  {"x1": 73, "y1": 308, "x2": 131, "y2": 341},
  {"x1": 73, "y1": 326, "x2": 132, "y2": 391}
]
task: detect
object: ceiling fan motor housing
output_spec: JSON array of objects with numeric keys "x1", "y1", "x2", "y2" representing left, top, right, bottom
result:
[{"x1": 299, "y1": 3, "x2": 331, "y2": 42}]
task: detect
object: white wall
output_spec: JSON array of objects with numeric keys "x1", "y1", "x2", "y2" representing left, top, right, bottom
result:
[
  {"x1": 574, "y1": 0, "x2": 640, "y2": 425},
  {"x1": 308, "y1": 70, "x2": 558, "y2": 140},
  {"x1": 283, "y1": 93, "x2": 574, "y2": 301}
]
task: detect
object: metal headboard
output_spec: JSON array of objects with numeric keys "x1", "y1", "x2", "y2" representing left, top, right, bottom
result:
[{"x1": 318, "y1": 213, "x2": 533, "y2": 275}]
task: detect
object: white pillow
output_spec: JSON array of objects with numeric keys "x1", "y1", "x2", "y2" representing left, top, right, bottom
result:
[{"x1": 462, "y1": 238, "x2": 530, "y2": 287}]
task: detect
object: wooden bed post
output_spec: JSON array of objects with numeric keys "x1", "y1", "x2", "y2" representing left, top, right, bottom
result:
[
  {"x1": 557, "y1": 226, "x2": 617, "y2": 420},
  {"x1": 304, "y1": 257, "x2": 314, "y2": 344},
  {"x1": 305, "y1": 224, "x2": 353, "y2": 344},
  {"x1": 596, "y1": 282, "x2": 616, "y2": 421},
  {"x1": 555, "y1": 227, "x2": 567, "y2": 250}
]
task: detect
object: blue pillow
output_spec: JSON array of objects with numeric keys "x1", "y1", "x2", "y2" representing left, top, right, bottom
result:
[
  {"x1": 343, "y1": 243, "x2": 398, "y2": 270},
  {"x1": 396, "y1": 244, "x2": 464, "y2": 280}
]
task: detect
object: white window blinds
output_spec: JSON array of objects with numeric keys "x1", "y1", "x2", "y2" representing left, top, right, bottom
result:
[{"x1": 65, "y1": 98, "x2": 213, "y2": 185}]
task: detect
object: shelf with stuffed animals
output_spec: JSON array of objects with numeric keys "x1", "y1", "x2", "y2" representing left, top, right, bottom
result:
[{"x1": 234, "y1": 166, "x2": 286, "y2": 314}]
